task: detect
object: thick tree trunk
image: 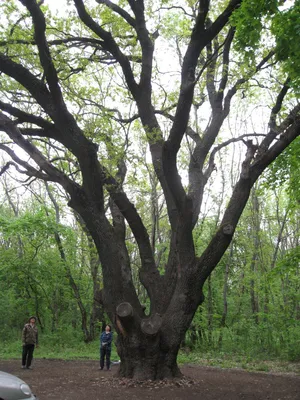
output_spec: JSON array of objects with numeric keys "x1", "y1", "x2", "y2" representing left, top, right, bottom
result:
[
  {"x1": 112, "y1": 276, "x2": 203, "y2": 380},
  {"x1": 116, "y1": 334, "x2": 182, "y2": 380}
]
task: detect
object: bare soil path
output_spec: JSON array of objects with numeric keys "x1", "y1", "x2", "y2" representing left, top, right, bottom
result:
[{"x1": 0, "y1": 359, "x2": 299, "y2": 400}]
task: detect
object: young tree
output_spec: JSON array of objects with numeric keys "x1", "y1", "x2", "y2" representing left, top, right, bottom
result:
[{"x1": 0, "y1": 0, "x2": 299, "y2": 379}]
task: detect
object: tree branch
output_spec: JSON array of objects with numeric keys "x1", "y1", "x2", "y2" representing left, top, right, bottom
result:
[
  {"x1": 277, "y1": 103, "x2": 300, "y2": 133},
  {"x1": 19, "y1": 127, "x2": 60, "y2": 141},
  {"x1": 223, "y1": 50, "x2": 275, "y2": 116},
  {"x1": 0, "y1": 144, "x2": 52, "y2": 181},
  {"x1": 205, "y1": 0, "x2": 241, "y2": 42},
  {"x1": 217, "y1": 27, "x2": 235, "y2": 100},
  {"x1": 158, "y1": 5, "x2": 194, "y2": 18},
  {"x1": 167, "y1": 0, "x2": 241, "y2": 167},
  {"x1": 256, "y1": 78, "x2": 297, "y2": 160},
  {"x1": 126, "y1": 0, "x2": 154, "y2": 92},
  {"x1": 269, "y1": 78, "x2": 291, "y2": 129},
  {"x1": 0, "y1": 100, "x2": 54, "y2": 129},
  {"x1": 0, "y1": 112, "x2": 78, "y2": 192},
  {"x1": 19, "y1": 0, "x2": 64, "y2": 104},
  {"x1": 197, "y1": 118, "x2": 300, "y2": 285},
  {"x1": 73, "y1": 1, "x2": 182, "y2": 233},
  {"x1": 0, "y1": 36, "x2": 105, "y2": 49},
  {"x1": 0, "y1": 52, "x2": 54, "y2": 115},
  {"x1": 188, "y1": 50, "x2": 275, "y2": 227},
  {"x1": 96, "y1": 0, "x2": 136, "y2": 28},
  {"x1": 97, "y1": 162, "x2": 162, "y2": 307},
  {"x1": 253, "y1": 116, "x2": 300, "y2": 174},
  {"x1": 73, "y1": 0, "x2": 139, "y2": 97},
  {"x1": 204, "y1": 133, "x2": 267, "y2": 180}
]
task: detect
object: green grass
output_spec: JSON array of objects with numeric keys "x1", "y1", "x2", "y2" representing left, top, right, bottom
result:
[
  {"x1": 0, "y1": 338, "x2": 119, "y2": 361},
  {"x1": 1, "y1": 337, "x2": 299, "y2": 375},
  {"x1": 177, "y1": 350, "x2": 300, "y2": 374}
]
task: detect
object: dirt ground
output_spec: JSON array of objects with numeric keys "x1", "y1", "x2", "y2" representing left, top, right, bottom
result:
[{"x1": 0, "y1": 359, "x2": 299, "y2": 400}]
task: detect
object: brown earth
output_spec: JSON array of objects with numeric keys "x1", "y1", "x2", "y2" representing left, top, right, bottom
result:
[{"x1": 0, "y1": 359, "x2": 299, "y2": 400}]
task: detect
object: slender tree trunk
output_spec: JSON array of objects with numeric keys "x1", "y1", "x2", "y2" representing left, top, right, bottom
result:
[
  {"x1": 74, "y1": 212, "x2": 106, "y2": 340},
  {"x1": 218, "y1": 241, "x2": 233, "y2": 347},
  {"x1": 88, "y1": 233, "x2": 105, "y2": 340},
  {"x1": 45, "y1": 183, "x2": 92, "y2": 342},
  {"x1": 233, "y1": 270, "x2": 245, "y2": 324},
  {"x1": 28, "y1": 283, "x2": 45, "y2": 333},
  {"x1": 271, "y1": 198, "x2": 289, "y2": 269},
  {"x1": 250, "y1": 190, "x2": 260, "y2": 324},
  {"x1": 207, "y1": 275, "x2": 213, "y2": 347}
]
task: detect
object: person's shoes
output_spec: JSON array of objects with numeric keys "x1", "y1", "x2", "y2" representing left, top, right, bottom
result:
[
  {"x1": 107, "y1": 368, "x2": 111, "y2": 371},
  {"x1": 99, "y1": 367, "x2": 103, "y2": 370},
  {"x1": 26, "y1": 366, "x2": 33, "y2": 370},
  {"x1": 21, "y1": 365, "x2": 26, "y2": 369}
]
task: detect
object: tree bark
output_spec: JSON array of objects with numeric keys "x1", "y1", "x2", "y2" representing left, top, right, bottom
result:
[{"x1": 116, "y1": 325, "x2": 182, "y2": 380}]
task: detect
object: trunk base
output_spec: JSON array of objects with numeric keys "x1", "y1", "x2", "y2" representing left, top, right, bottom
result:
[
  {"x1": 116, "y1": 336, "x2": 182, "y2": 380},
  {"x1": 117, "y1": 359, "x2": 182, "y2": 381}
]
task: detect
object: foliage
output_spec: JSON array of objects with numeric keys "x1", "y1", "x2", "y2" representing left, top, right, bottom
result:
[
  {"x1": 262, "y1": 137, "x2": 300, "y2": 204},
  {"x1": 231, "y1": 0, "x2": 278, "y2": 59},
  {"x1": 272, "y1": 1, "x2": 300, "y2": 88},
  {"x1": 0, "y1": 198, "x2": 99, "y2": 341}
]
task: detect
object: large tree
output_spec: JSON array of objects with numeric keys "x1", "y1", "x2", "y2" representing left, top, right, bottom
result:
[{"x1": 0, "y1": 0, "x2": 299, "y2": 379}]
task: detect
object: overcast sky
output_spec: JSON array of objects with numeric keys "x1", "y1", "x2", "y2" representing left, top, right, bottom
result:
[{"x1": 45, "y1": 0, "x2": 69, "y2": 14}]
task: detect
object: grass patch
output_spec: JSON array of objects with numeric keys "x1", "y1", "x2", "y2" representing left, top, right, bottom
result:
[
  {"x1": 1, "y1": 337, "x2": 299, "y2": 375},
  {"x1": 0, "y1": 338, "x2": 119, "y2": 362},
  {"x1": 177, "y1": 350, "x2": 300, "y2": 375}
]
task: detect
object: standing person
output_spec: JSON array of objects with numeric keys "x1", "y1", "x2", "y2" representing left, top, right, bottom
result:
[
  {"x1": 100, "y1": 324, "x2": 113, "y2": 371},
  {"x1": 21, "y1": 316, "x2": 38, "y2": 370}
]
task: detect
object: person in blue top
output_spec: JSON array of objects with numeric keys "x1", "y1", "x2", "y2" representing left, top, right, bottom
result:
[{"x1": 100, "y1": 324, "x2": 113, "y2": 371}]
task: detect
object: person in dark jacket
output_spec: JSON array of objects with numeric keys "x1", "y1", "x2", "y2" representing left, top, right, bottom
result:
[
  {"x1": 21, "y1": 316, "x2": 38, "y2": 370},
  {"x1": 100, "y1": 325, "x2": 113, "y2": 371}
]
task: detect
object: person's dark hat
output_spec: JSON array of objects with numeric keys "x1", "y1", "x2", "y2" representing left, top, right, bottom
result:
[{"x1": 28, "y1": 316, "x2": 37, "y2": 322}]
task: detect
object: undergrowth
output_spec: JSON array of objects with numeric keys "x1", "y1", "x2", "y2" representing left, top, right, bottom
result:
[{"x1": 1, "y1": 335, "x2": 299, "y2": 375}]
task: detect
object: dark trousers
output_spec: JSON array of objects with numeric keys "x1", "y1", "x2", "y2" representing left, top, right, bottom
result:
[
  {"x1": 100, "y1": 346, "x2": 111, "y2": 369},
  {"x1": 22, "y1": 344, "x2": 35, "y2": 368}
]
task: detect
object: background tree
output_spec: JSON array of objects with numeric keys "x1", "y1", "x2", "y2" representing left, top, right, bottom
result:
[
  {"x1": 0, "y1": 177, "x2": 106, "y2": 342},
  {"x1": 0, "y1": 0, "x2": 299, "y2": 379}
]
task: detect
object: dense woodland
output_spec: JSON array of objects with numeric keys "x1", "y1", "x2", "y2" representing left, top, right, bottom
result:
[
  {"x1": 1, "y1": 146, "x2": 299, "y2": 362},
  {"x1": 0, "y1": 0, "x2": 299, "y2": 379}
]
